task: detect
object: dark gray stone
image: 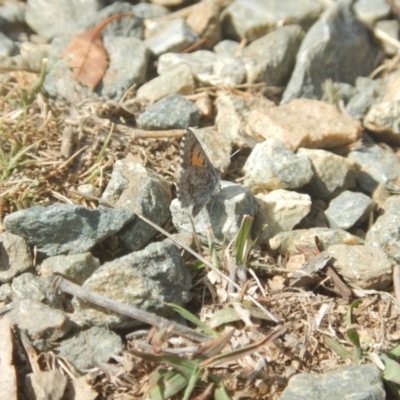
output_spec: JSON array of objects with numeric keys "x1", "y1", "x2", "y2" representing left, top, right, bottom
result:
[
  {"x1": 25, "y1": 0, "x2": 104, "y2": 40},
  {"x1": 346, "y1": 77, "x2": 384, "y2": 120},
  {"x1": 73, "y1": 241, "x2": 191, "y2": 328},
  {"x1": 145, "y1": 18, "x2": 199, "y2": 57},
  {"x1": 137, "y1": 94, "x2": 200, "y2": 130},
  {"x1": 102, "y1": 161, "x2": 172, "y2": 251},
  {"x1": 347, "y1": 134, "x2": 400, "y2": 193},
  {"x1": 8, "y1": 299, "x2": 72, "y2": 348},
  {"x1": 366, "y1": 195, "x2": 400, "y2": 262},
  {"x1": 57, "y1": 326, "x2": 123, "y2": 371},
  {"x1": 11, "y1": 272, "x2": 62, "y2": 308},
  {"x1": 0, "y1": 3, "x2": 25, "y2": 32},
  {"x1": 0, "y1": 31, "x2": 15, "y2": 56},
  {"x1": 325, "y1": 190, "x2": 374, "y2": 230},
  {"x1": 0, "y1": 232, "x2": 33, "y2": 284},
  {"x1": 40, "y1": 253, "x2": 100, "y2": 285},
  {"x1": 101, "y1": 36, "x2": 149, "y2": 100},
  {"x1": 221, "y1": 0, "x2": 322, "y2": 41},
  {"x1": 241, "y1": 25, "x2": 305, "y2": 85},
  {"x1": 3, "y1": 204, "x2": 135, "y2": 257},
  {"x1": 354, "y1": 0, "x2": 391, "y2": 26},
  {"x1": 95, "y1": 2, "x2": 143, "y2": 39},
  {"x1": 242, "y1": 138, "x2": 313, "y2": 192},
  {"x1": 279, "y1": 364, "x2": 385, "y2": 400},
  {"x1": 281, "y1": 2, "x2": 382, "y2": 103},
  {"x1": 171, "y1": 181, "x2": 258, "y2": 245},
  {"x1": 299, "y1": 148, "x2": 360, "y2": 201}
]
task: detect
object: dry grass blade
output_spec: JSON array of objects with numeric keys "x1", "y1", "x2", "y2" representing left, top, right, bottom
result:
[
  {"x1": 192, "y1": 329, "x2": 235, "y2": 359},
  {"x1": 200, "y1": 324, "x2": 289, "y2": 368},
  {"x1": 62, "y1": 13, "x2": 133, "y2": 90}
]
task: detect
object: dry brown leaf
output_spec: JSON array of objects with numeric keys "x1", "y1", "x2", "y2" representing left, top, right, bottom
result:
[{"x1": 62, "y1": 13, "x2": 132, "y2": 91}]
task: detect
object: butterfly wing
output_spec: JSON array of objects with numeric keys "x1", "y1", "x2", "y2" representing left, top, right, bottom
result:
[{"x1": 177, "y1": 128, "x2": 220, "y2": 216}]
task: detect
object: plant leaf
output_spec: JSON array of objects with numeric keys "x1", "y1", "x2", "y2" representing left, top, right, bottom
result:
[
  {"x1": 380, "y1": 353, "x2": 400, "y2": 385},
  {"x1": 150, "y1": 369, "x2": 188, "y2": 400},
  {"x1": 201, "y1": 324, "x2": 289, "y2": 368},
  {"x1": 130, "y1": 349, "x2": 198, "y2": 380},
  {"x1": 325, "y1": 337, "x2": 353, "y2": 361},
  {"x1": 214, "y1": 385, "x2": 232, "y2": 400},
  {"x1": 344, "y1": 299, "x2": 361, "y2": 327},
  {"x1": 193, "y1": 329, "x2": 235, "y2": 359},
  {"x1": 62, "y1": 13, "x2": 132, "y2": 90},
  {"x1": 165, "y1": 303, "x2": 215, "y2": 336}
]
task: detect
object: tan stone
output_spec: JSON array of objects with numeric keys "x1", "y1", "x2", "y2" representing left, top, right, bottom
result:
[{"x1": 248, "y1": 98, "x2": 362, "y2": 151}]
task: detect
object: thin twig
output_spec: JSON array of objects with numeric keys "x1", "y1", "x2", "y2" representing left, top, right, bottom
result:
[{"x1": 50, "y1": 274, "x2": 211, "y2": 343}]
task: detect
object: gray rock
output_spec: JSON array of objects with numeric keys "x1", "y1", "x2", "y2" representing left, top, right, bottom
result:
[
  {"x1": 102, "y1": 161, "x2": 171, "y2": 251},
  {"x1": 297, "y1": 199, "x2": 330, "y2": 229},
  {"x1": 40, "y1": 253, "x2": 100, "y2": 285},
  {"x1": 366, "y1": 195, "x2": 400, "y2": 262},
  {"x1": 133, "y1": 3, "x2": 169, "y2": 20},
  {"x1": 242, "y1": 138, "x2": 313, "y2": 192},
  {"x1": 57, "y1": 326, "x2": 123, "y2": 371},
  {"x1": 281, "y1": 2, "x2": 381, "y2": 103},
  {"x1": 221, "y1": 0, "x2": 322, "y2": 41},
  {"x1": 8, "y1": 299, "x2": 72, "y2": 347},
  {"x1": 270, "y1": 227, "x2": 364, "y2": 256},
  {"x1": 3, "y1": 203, "x2": 135, "y2": 257},
  {"x1": 241, "y1": 25, "x2": 305, "y2": 85},
  {"x1": 137, "y1": 63, "x2": 194, "y2": 103},
  {"x1": 11, "y1": 272, "x2": 62, "y2": 307},
  {"x1": 354, "y1": 0, "x2": 391, "y2": 26},
  {"x1": 331, "y1": 82, "x2": 357, "y2": 103},
  {"x1": 279, "y1": 364, "x2": 385, "y2": 400},
  {"x1": 25, "y1": 370, "x2": 68, "y2": 400},
  {"x1": 255, "y1": 190, "x2": 312, "y2": 244},
  {"x1": 328, "y1": 244, "x2": 392, "y2": 290},
  {"x1": 145, "y1": 18, "x2": 199, "y2": 57},
  {"x1": 101, "y1": 36, "x2": 149, "y2": 100},
  {"x1": 137, "y1": 94, "x2": 200, "y2": 130},
  {"x1": 346, "y1": 77, "x2": 384, "y2": 120},
  {"x1": 375, "y1": 19, "x2": 400, "y2": 56},
  {"x1": 0, "y1": 31, "x2": 15, "y2": 56},
  {"x1": 0, "y1": 232, "x2": 33, "y2": 283},
  {"x1": 25, "y1": 0, "x2": 103, "y2": 40},
  {"x1": 0, "y1": 3, "x2": 25, "y2": 32},
  {"x1": 363, "y1": 100, "x2": 400, "y2": 145},
  {"x1": 0, "y1": 284, "x2": 12, "y2": 302},
  {"x1": 298, "y1": 148, "x2": 360, "y2": 200},
  {"x1": 213, "y1": 40, "x2": 240, "y2": 57},
  {"x1": 95, "y1": 2, "x2": 143, "y2": 39},
  {"x1": 157, "y1": 50, "x2": 246, "y2": 87},
  {"x1": 347, "y1": 134, "x2": 400, "y2": 193},
  {"x1": 325, "y1": 191, "x2": 374, "y2": 230},
  {"x1": 215, "y1": 92, "x2": 275, "y2": 148},
  {"x1": 171, "y1": 181, "x2": 258, "y2": 245},
  {"x1": 73, "y1": 241, "x2": 191, "y2": 328}
]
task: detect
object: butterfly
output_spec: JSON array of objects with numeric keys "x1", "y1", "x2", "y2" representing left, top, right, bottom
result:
[{"x1": 177, "y1": 128, "x2": 220, "y2": 217}]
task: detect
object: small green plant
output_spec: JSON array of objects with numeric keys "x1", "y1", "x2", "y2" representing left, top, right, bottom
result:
[
  {"x1": 325, "y1": 300, "x2": 400, "y2": 398},
  {"x1": 130, "y1": 324, "x2": 288, "y2": 400}
]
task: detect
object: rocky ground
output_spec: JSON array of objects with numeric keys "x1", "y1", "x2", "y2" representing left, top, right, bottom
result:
[{"x1": 1, "y1": 0, "x2": 400, "y2": 399}]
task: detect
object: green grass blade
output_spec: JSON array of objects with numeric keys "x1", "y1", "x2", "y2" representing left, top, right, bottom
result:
[
  {"x1": 325, "y1": 337, "x2": 353, "y2": 361},
  {"x1": 165, "y1": 302, "x2": 215, "y2": 336}
]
